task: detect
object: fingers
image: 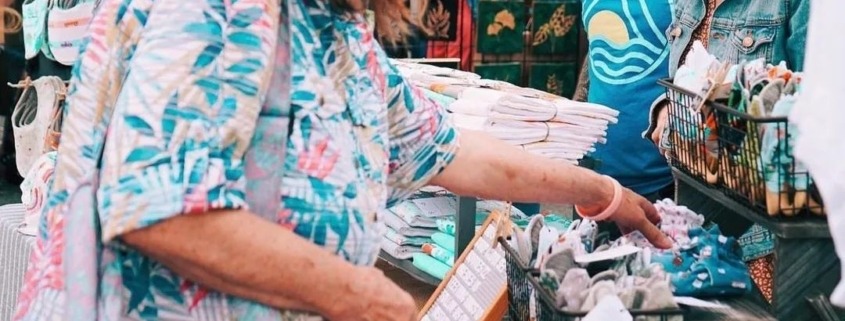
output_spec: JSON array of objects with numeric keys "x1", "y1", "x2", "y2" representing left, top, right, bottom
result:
[
  {"x1": 637, "y1": 218, "x2": 673, "y2": 249},
  {"x1": 651, "y1": 123, "x2": 663, "y2": 145},
  {"x1": 639, "y1": 196, "x2": 662, "y2": 225}
]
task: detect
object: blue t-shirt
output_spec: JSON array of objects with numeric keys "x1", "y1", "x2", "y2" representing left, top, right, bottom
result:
[{"x1": 583, "y1": 0, "x2": 674, "y2": 195}]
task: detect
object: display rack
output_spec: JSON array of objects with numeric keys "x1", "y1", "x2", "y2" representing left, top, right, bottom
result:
[
  {"x1": 378, "y1": 195, "x2": 478, "y2": 287},
  {"x1": 674, "y1": 168, "x2": 844, "y2": 321}
]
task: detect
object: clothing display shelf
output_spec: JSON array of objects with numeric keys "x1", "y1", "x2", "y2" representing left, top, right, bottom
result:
[
  {"x1": 674, "y1": 169, "x2": 844, "y2": 321},
  {"x1": 377, "y1": 195, "x2": 477, "y2": 287}
]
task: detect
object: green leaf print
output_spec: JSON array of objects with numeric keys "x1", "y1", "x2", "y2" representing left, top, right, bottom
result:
[
  {"x1": 124, "y1": 115, "x2": 154, "y2": 136},
  {"x1": 126, "y1": 146, "x2": 162, "y2": 163},
  {"x1": 227, "y1": 31, "x2": 262, "y2": 50},
  {"x1": 151, "y1": 274, "x2": 184, "y2": 305},
  {"x1": 231, "y1": 7, "x2": 263, "y2": 28},
  {"x1": 193, "y1": 44, "x2": 223, "y2": 71}
]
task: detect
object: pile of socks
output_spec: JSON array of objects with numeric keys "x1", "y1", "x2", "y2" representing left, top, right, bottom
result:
[
  {"x1": 506, "y1": 199, "x2": 751, "y2": 317},
  {"x1": 393, "y1": 60, "x2": 620, "y2": 165},
  {"x1": 379, "y1": 195, "x2": 529, "y2": 280}
]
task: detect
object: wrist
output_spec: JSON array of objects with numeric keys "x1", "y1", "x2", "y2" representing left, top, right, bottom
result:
[
  {"x1": 324, "y1": 266, "x2": 370, "y2": 319},
  {"x1": 576, "y1": 175, "x2": 621, "y2": 221}
]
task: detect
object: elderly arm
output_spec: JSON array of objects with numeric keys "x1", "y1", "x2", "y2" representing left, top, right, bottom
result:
[
  {"x1": 431, "y1": 130, "x2": 672, "y2": 248},
  {"x1": 431, "y1": 130, "x2": 612, "y2": 210},
  {"x1": 121, "y1": 209, "x2": 414, "y2": 321}
]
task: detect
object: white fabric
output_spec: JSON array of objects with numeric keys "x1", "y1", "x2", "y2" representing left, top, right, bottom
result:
[
  {"x1": 378, "y1": 209, "x2": 437, "y2": 238},
  {"x1": 380, "y1": 237, "x2": 421, "y2": 260},
  {"x1": 790, "y1": 0, "x2": 845, "y2": 308},
  {"x1": 451, "y1": 114, "x2": 602, "y2": 146}
]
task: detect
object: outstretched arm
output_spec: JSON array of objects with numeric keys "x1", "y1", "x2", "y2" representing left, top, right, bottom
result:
[{"x1": 431, "y1": 130, "x2": 673, "y2": 248}]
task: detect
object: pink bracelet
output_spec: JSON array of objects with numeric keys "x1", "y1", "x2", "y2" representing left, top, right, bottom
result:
[{"x1": 575, "y1": 175, "x2": 622, "y2": 221}]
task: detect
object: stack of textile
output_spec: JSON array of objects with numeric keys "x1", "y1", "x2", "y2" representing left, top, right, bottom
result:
[
  {"x1": 378, "y1": 195, "x2": 528, "y2": 280},
  {"x1": 393, "y1": 60, "x2": 620, "y2": 164}
]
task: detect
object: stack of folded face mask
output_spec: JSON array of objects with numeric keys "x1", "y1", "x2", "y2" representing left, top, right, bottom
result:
[
  {"x1": 393, "y1": 62, "x2": 620, "y2": 165},
  {"x1": 379, "y1": 197, "x2": 528, "y2": 263}
]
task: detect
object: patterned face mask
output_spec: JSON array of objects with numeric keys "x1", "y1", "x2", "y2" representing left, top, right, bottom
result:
[
  {"x1": 22, "y1": 0, "x2": 50, "y2": 59},
  {"x1": 46, "y1": 1, "x2": 95, "y2": 65}
]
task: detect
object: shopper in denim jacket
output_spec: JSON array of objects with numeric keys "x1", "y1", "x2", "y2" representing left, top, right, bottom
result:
[
  {"x1": 641, "y1": 0, "x2": 810, "y2": 303},
  {"x1": 646, "y1": 0, "x2": 809, "y2": 141}
]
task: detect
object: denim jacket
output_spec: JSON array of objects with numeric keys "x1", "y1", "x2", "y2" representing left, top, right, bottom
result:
[
  {"x1": 668, "y1": 0, "x2": 809, "y2": 76},
  {"x1": 644, "y1": 0, "x2": 809, "y2": 141}
]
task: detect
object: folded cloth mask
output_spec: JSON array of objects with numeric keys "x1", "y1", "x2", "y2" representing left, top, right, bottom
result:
[
  {"x1": 46, "y1": 1, "x2": 95, "y2": 65},
  {"x1": 22, "y1": 0, "x2": 50, "y2": 59}
]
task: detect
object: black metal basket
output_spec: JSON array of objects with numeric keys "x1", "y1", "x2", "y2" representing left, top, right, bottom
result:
[
  {"x1": 659, "y1": 79, "x2": 825, "y2": 217},
  {"x1": 500, "y1": 237, "x2": 684, "y2": 321},
  {"x1": 499, "y1": 237, "x2": 537, "y2": 321},
  {"x1": 659, "y1": 79, "x2": 720, "y2": 185},
  {"x1": 527, "y1": 272, "x2": 685, "y2": 321}
]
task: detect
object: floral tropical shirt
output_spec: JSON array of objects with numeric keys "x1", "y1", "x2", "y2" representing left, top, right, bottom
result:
[{"x1": 14, "y1": 0, "x2": 459, "y2": 320}]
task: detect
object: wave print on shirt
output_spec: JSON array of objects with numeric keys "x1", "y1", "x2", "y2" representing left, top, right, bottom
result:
[{"x1": 584, "y1": 0, "x2": 672, "y2": 85}]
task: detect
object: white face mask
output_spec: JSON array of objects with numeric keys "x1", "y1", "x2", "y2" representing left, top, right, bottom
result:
[{"x1": 46, "y1": 1, "x2": 95, "y2": 65}]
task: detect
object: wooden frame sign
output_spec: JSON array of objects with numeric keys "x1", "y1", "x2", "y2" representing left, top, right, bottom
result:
[{"x1": 418, "y1": 211, "x2": 509, "y2": 321}]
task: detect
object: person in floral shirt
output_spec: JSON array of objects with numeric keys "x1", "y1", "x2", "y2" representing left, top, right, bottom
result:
[{"x1": 14, "y1": 0, "x2": 672, "y2": 320}]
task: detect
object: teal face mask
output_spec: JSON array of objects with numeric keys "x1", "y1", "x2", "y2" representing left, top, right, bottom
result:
[{"x1": 22, "y1": 0, "x2": 50, "y2": 59}]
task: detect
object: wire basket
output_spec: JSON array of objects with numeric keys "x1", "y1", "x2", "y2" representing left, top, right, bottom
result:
[
  {"x1": 499, "y1": 237, "x2": 537, "y2": 321},
  {"x1": 659, "y1": 79, "x2": 825, "y2": 217},
  {"x1": 659, "y1": 79, "x2": 720, "y2": 185},
  {"x1": 526, "y1": 272, "x2": 685, "y2": 321}
]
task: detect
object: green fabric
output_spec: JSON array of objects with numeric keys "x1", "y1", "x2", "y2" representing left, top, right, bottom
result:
[
  {"x1": 423, "y1": 243, "x2": 456, "y2": 266},
  {"x1": 529, "y1": 62, "x2": 577, "y2": 98},
  {"x1": 431, "y1": 232, "x2": 456, "y2": 253},
  {"x1": 512, "y1": 214, "x2": 573, "y2": 230},
  {"x1": 531, "y1": 1, "x2": 580, "y2": 55},
  {"x1": 423, "y1": 88, "x2": 457, "y2": 107},
  {"x1": 474, "y1": 63, "x2": 523, "y2": 86},
  {"x1": 435, "y1": 219, "x2": 456, "y2": 235},
  {"x1": 477, "y1": 0, "x2": 525, "y2": 54},
  {"x1": 413, "y1": 253, "x2": 452, "y2": 280}
]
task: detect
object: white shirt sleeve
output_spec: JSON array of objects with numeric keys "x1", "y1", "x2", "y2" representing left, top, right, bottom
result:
[{"x1": 790, "y1": 0, "x2": 845, "y2": 308}]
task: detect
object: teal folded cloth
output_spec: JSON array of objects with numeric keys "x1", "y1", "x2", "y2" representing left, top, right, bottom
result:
[
  {"x1": 413, "y1": 253, "x2": 452, "y2": 280},
  {"x1": 435, "y1": 219, "x2": 456, "y2": 235},
  {"x1": 431, "y1": 232, "x2": 456, "y2": 253},
  {"x1": 423, "y1": 88, "x2": 457, "y2": 107},
  {"x1": 512, "y1": 214, "x2": 573, "y2": 231},
  {"x1": 422, "y1": 243, "x2": 455, "y2": 266}
]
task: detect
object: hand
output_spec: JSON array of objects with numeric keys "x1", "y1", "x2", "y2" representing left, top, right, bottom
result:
[
  {"x1": 329, "y1": 267, "x2": 417, "y2": 321},
  {"x1": 607, "y1": 188, "x2": 673, "y2": 249},
  {"x1": 651, "y1": 106, "x2": 669, "y2": 156},
  {"x1": 578, "y1": 180, "x2": 672, "y2": 249}
]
